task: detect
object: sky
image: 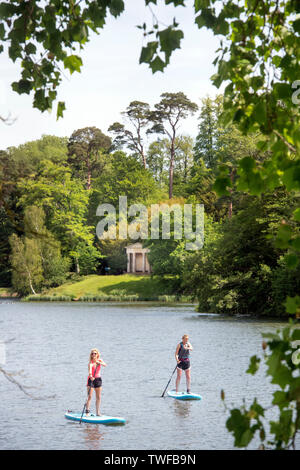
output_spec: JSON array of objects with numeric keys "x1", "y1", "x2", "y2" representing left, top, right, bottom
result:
[{"x1": 0, "y1": 1, "x2": 223, "y2": 151}]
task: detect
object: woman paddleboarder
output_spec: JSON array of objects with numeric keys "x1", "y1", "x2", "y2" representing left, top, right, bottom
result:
[
  {"x1": 175, "y1": 334, "x2": 193, "y2": 393},
  {"x1": 86, "y1": 348, "x2": 107, "y2": 416}
]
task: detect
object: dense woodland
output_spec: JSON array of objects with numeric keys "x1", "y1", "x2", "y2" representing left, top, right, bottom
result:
[{"x1": 1, "y1": 94, "x2": 299, "y2": 316}]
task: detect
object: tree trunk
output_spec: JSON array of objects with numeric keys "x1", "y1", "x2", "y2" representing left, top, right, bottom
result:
[
  {"x1": 87, "y1": 154, "x2": 91, "y2": 190},
  {"x1": 228, "y1": 168, "x2": 235, "y2": 219},
  {"x1": 169, "y1": 148, "x2": 175, "y2": 199},
  {"x1": 76, "y1": 257, "x2": 80, "y2": 274},
  {"x1": 141, "y1": 151, "x2": 146, "y2": 169},
  {"x1": 169, "y1": 128, "x2": 176, "y2": 199},
  {"x1": 228, "y1": 196, "x2": 233, "y2": 219},
  {"x1": 28, "y1": 274, "x2": 36, "y2": 295}
]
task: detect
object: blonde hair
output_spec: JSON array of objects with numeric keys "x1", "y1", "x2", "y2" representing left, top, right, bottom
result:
[
  {"x1": 182, "y1": 334, "x2": 189, "y2": 340},
  {"x1": 89, "y1": 348, "x2": 100, "y2": 363}
]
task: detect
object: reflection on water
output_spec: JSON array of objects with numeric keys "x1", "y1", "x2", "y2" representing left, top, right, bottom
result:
[
  {"x1": 0, "y1": 300, "x2": 298, "y2": 450},
  {"x1": 172, "y1": 400, "x2": 192, "y2": 419},
  {"x1": 83, "y1": 425, "x2": 105, "y2": 450}
]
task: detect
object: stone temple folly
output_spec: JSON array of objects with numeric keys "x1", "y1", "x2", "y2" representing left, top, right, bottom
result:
[{"x1": 125, "y1": 242, "x2": 151, "y2": 274}]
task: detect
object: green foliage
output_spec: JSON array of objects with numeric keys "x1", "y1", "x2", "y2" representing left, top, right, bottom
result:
[
  {"x1": 9, "y1": 233, "x2": 43, "y2": 295},
  {"x1": 223, "y1": 325, "x2": 300, "y2": 449},
  {"x1": 147, "y1": 135, "x2": 194, "y2": 193},
  {"x1": 194, "y1": 95, "x2": 222, "y2": 169},
  {"x1": 0, "y1": 0, "x2": 126, "y2": 116},
  {"x1": 97, "y1": 237, "x2": 128, "y2": 274},
  {"x1": 9, "y1": 206, "x2": 70, "y2": 295},
  {"x1": 181, "y1": 190, "x2": 300, "y2": 316},
  {"x1": 75, "y1": 242, "x2": 102, "y2": 275},
  {"x1": 67, "y1": 127, "x2": 111, "y2": 189},
  {"x1": 148, "y1": 92, "x2": 198, "y2": 198},
  {"x1": 90, "y1": 150, "x2": 164, "y2": 210}
]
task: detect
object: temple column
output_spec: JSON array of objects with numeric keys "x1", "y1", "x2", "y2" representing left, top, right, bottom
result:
[
  {"x1": 127, "y1": 252, "x2": 130, "y2": 273},
  {"x1": 143, "y1": 252, "x2": 146, "y2": 273},
  {"x1": 132, "y1": 252, "x2": 136, "y2": 273}
]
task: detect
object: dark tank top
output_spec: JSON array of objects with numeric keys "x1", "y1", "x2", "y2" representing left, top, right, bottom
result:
[{"x1": 178, "y1": 342, "x2": 190, "y2": 361}]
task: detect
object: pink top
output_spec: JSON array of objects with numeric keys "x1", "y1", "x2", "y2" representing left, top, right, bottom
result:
[{"x1": 87, "y1": 362, "x2": 101, "y2": 382}]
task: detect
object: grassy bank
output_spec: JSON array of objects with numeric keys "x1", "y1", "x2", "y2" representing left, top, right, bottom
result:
[
  {"x1": 22, "y1": 274, "x2": 195, "y2": 302},
  {"x1": 0, "y1": 287, "x2": 18, "y2": 297}
]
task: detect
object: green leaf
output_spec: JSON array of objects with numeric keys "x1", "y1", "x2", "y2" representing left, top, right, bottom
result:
[
  {"x1": 233, "y1": 108, "x2": 244, "y2": 122},
  {"x1": 226, "y1": 409, "x2": 252, "y2": 448},
  {"x1": 247, "y1": 355, "x2": 261, "y2": 375},
  {"x1": 165, "y1": 0, "x2": 185, "y2": 5},
  {"x1": 239, "y1": 156, "x2": 255, "y2": 172},
  {"x1": 293, "y1": 208, "x2": 300, "y2": 221},
  {"x1": 0, "y1": 2, "x2": 18, "y2": 18},
  {"x1": 0, "y1": 22, "x2": 5, "y2": 40},
  {"x1": 282, "y1": 164, "x2": 300, "y2": 191},
  {"x1": 109, "y1": 0, "x2": 125, "y2": 18},
  {"x1": 213, "y1": 176, "x2": 231, "y2": 196},
  {"x1": 150, "y1": 55, "x2": 166, "y2": 72},
  {"x1": 56, "y1": 101, "x2": 66, "y2": 120},
  {"x1": 252, "y1": 101, "x2": 266, "y2": 122},
  {"x1": 274, "y1": 82, "x2": 292, "y2": 100},
  {"x1": 291, "y1": 237, "x2": 300, "y2": 251},
  {"x1": 275, "y1": 225, "x2": 292, "y2": 250},
  {"x1": 158, "y1": 27, "x2": 184, "y2": 60},
  {"x1": 24, "y1": 43, "x2": 37, "y2": 55},
  {"x1": 63, "y1": 55, "x2": 83, "y2": 74},
  {"x1": 272, "y1": 391, "x2": 289, "y2": 408},
  {"x1": 284, "y1": 296, "x2": 300, "y2": 314},
  {"x1": 194, "y1": 0, "x2": 211, "y2": 13},
  {"x1": 284, "y1": 253, "x2": 299, "y2": 269},
  {"x1": 139, "y1": 42, "x2": 158, "y2": 64},
  {"x1": 292, "y1": 18, "x2": 300, "y2": 33},
  {"x1": 195, "y1": 14, "x2": 206, "y2": 28},
  {"x1": 11, "y1": 79, "x2": 32, "y2": 95}
]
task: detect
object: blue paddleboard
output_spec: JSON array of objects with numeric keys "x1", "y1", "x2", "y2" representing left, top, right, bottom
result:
[
  {"x1": 167, "y1": 390, "x2": 202, "y2": 400},
  {"x1": 65, "y1": 411, "x2": 126, "y2": 424}
]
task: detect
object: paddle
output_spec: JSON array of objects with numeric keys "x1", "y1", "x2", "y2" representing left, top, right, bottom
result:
[
  {"x1": 161, "y1": 364, "x2": 178, "y2": 397},
  {"x1": 80, "y1": 362, "x2": 99, "y2": 424}
]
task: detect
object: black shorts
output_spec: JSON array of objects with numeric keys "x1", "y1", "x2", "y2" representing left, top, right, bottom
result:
[
  {"x1": 87, "y1": 377, "x2": 102, "y2": 388},
  {"x1": 177, "y1": 360, "x2": 190, "y2": 371}
]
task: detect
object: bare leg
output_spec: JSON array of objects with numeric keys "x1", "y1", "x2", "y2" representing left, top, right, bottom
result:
[
  {"x1": 175, "y1": 367, "x2": 182, "y2": 392},
  {"x1": 95, "y1": 387, "x2": 102, "y2": 415},
  {"x1": 86, "y1": 386, "x2": 93, "y2": 413},
  {"x1": 185, "y1": 368, "x2": 191, "y2": 392}
]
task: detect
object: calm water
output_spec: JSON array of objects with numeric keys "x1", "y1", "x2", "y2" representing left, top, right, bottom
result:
[{"x1": 0, "y1": 300, "x2": 298, "y2": 450}]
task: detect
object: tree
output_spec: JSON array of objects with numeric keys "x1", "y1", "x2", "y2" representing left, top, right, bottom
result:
[
  {"x1": 89, "y1": 150, "x2": 164, "y2": 210},
  {"x1": 17, "y1": 160, "x2": 96, "y2": 273},
  {"x1": 194, "y1": 95, "x2": 221, "y2": 169},
  {"x1": 195, "y1": 95, "x2": 269, "y2": 217},
  {"x1": 24, "y1": 205, "x2": 70, "y2": 287},
  {"x1": 9, "y1": 206, "x2": 70, "y2": 295},
  {"x1": 173, "y1": 135, "x2": 194, "y2": 187},
  {"x1": 148, "y1": 92, "x2": 198, "y2": 199},
  {"x1": 9, "y1": 233, "x2": 43, "y2": 295},
  {"x1": 67, "y1": 126, "x2": 111, "y2": 190},
  {"x1": 108, "y1": 101, "x2": 151, "y2": 168},
  {"x1": 147, "y1": 135, "x2": 194, "y2": 192},
  {"x1": 181, "y1": 188, "x2": 300, "y2": 317},
  {"x1": 147, "y1": 138, "x2": 169, "y2": 187}
]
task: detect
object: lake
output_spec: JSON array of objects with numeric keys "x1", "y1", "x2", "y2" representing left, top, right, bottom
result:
[{"x1": 0, "y1": 300, "x2": 298, "y2": 450}]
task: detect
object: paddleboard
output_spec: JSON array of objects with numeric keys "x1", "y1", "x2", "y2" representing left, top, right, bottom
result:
[
  {"x1": 167, "y1": 390, "x2": 202, "y2": 400},
  {"x1": 65, "y1": 411, "x2": 126, "y2": 425}
]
